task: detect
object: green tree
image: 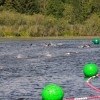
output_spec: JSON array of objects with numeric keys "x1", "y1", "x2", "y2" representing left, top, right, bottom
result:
[
  {"x1": 38, "y1": 0, "x2": 47, "y2": 14},
  {"x1": 4, "y1": 0, "x2": 14, "y2": 9},
  {"x1": 0, "y1": 0, "x2": 5, "y2": 5},
  {"x1": 80, "y1": 0, "x2": 93, "y2": 22},
  {"x1": 46, "y1": 0, "x2": 64, "y2": 18},
  {"x1": 63, "y1": 4, "x2": 74, "y2": 23},
  {"x1": 72, "y1": 0, "x2": 94, "y2": 23},
  {"x1": 92, "y1": 0, "x2": 100, "y2": 14},
  {"x1": 12, "y1": 0, "x2": 39, "y2": 14}
]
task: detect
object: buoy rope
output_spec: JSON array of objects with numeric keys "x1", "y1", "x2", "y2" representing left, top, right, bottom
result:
[
  {"x1": 64, "y1": 95, "x2": 100, "y2": 100},
  {"x1": 64, "y1": 74, "x2": 100, "y2": 100},
  {"x1": 86, "y1": 74, "x2": 100, "y2": 92}
]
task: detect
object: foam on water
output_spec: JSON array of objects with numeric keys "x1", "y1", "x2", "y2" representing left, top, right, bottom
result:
[{"x1": 44, "y1": 52, "x2": 52, "y2": 57}]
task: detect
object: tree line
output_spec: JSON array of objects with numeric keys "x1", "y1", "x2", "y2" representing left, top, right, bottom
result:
[{"x1": 0, "y1": 0, "x2": 100, "y2": 37}]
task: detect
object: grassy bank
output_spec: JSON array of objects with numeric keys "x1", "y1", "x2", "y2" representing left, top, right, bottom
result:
[
  {"x1": 0, "y1": 36, "x2": 100, "y2": 42},
  {"x1": 0, "y1": 11, "x2": 100, "y2": 37}
]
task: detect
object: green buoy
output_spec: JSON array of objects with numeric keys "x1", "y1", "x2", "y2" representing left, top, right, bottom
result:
[
  {"x1": 42, "y1": 84, "x2": 64, "y2": 100},
  {"x1": 92, "y1": 38, "x2": 100, "y2": 44},
  {"x1": 83, "y1": 63, "x2": 99, "y2": 77}
]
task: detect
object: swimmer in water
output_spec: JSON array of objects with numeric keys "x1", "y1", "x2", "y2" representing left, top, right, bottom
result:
[
  {"x1": 30, "y1": 43, "x2": 32, "y2": 46},
  {"x1": 83, "y1": 44, "x2": 90, "y2": 48},
  {"x1": 78, "y1": 44, "x2": 91, "y2": 48},
  {"x1": 44, "y1": 43, "x2": 56, "y2": 47}
]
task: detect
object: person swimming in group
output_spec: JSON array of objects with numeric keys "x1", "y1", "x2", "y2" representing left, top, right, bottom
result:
[
  {"x1": 83, "y1": 44, "x2": 91, "y2": 48},
  {"x1": 43, "y1": 42, "x2": 64, "y2": 47},
  {"x1": 43, "y1": 43, "x2": 56, "y2": 47},
  {"x1": 78, "y1": 44, "x2": 91, "y2": 48}
]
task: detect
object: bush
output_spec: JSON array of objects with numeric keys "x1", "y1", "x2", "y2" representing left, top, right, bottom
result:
[
  {"x1": 0, "y1": 10, "x2": 100, "y2": 37},
  {"x1": 84, "y1": 14, "x2": 100, "y2": 36}
]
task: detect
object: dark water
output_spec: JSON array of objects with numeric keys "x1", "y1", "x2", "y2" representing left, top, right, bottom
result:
[{"x1": 0, "y1": 39, "x2": 100, "y2": 100}]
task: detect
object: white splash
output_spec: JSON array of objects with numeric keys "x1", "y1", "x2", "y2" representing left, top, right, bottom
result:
[
  {"x1": 16, "y1": 54, "x2": 28, "y2": 59},
  {"x1": 45, "y1": 52, "x2": 52, "y2": 57},
  {"x1": 65, "y1": 52, "x2": 71, "y2": 56}
]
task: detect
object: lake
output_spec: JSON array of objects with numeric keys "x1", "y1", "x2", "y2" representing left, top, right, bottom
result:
[{"x1": 0, "y1": 39, "x2": 100, "y2": 100}]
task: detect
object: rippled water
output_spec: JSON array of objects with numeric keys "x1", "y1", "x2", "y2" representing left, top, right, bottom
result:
[{"x1": 0, "y1": 39, "x2": 100, "y2": 100}]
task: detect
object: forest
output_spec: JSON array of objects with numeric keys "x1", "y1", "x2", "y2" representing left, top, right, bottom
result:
[{"x1": 0, "y1": 0, "x2": 100, "y2": 37}]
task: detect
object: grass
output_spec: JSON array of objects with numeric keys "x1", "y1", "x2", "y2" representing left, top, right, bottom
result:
[
  {"x1": 0, "y1": 36, "x2": 100, "y2": 42},
  {"x1": 0, "y1": 11, "x2": 100, "y2": 38}
]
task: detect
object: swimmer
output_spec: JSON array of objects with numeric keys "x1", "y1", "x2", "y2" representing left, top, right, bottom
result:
[
  {"x1": 47, "y1": 43, "x2": 52, "y2": 46},
  {"x1": 30, "y1": 43, "x2": 36, "y2": 46},
  {"x1": 83, "y1": 44, "x2": 91, "y2": 48},
  {"x1": 30, "y1": 43, "x2": 32, "y2": 46},
  {"x1": 43, "y1": 43, "x2": 56, "y2": 47},
  {"x1": 78, "y1": 44, "x2": 91, "y2": 48}
]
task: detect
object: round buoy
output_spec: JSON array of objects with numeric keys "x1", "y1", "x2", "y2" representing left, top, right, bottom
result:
[
  {"x1": 83, "y1": 63, "x2": 99, "y2": 77},
  {"x1": 92, "y1": 38, "x2": 100, "y2": 44},
  {"x1": 42, "y1": 84, "x2": 64, "y2": 100}
]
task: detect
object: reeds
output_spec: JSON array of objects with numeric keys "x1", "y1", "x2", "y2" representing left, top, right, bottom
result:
[{"x1": 0, "y1": 11, "x2": 100, "y2": 37}]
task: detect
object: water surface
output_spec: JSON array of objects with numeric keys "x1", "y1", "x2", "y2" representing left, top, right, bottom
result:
[{"x1": 0, "y1": 39, "x2": 100, "y2": 100}]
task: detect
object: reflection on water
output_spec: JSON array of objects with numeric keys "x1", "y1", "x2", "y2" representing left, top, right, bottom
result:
[{"x1": 0, "y1": 40, "x2": 100, "y2": 100}]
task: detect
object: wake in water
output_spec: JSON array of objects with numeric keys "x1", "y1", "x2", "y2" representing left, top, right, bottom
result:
[
  {"x1": 44, "y1": 52, "x2": 52, "y2": 57},
  {"x1": 16, "y1": 54, "x2": 28, "y2": 59}
]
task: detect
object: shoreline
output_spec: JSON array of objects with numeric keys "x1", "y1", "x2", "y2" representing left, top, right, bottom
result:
[{"x1": 0, "y1": 36, "x2": 100, "y2": 42}]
